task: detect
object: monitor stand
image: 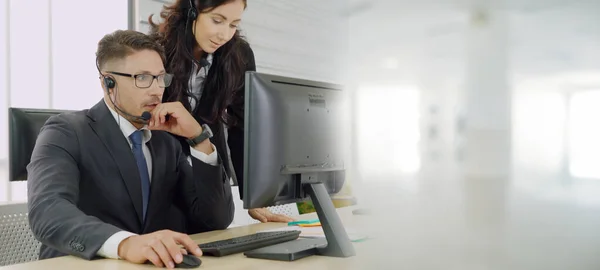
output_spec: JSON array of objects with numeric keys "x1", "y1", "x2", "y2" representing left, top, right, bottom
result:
[{"x1": 244, "y1": 182, "x2": 356, "y2": 261}]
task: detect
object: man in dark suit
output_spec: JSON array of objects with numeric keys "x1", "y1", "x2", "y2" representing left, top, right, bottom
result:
[{"x1": 27, "y1": 30, "x2": 234, "y2": 268}]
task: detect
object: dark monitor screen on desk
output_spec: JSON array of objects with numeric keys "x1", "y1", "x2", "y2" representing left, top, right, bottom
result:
[
  {"x1": 242, "y1": 72, "x2": 347, "y2": 209},
  {"x1": 242, "y1": 72, "x2": 355, "y2": 260},
  {"x1": 8, "y1": 108, "x2": 68, "y2": 181}
]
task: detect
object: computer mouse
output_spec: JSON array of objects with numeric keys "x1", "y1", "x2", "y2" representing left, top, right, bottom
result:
[{"x1": 175, "y1": 254, "x2": 202, "y2": 268}]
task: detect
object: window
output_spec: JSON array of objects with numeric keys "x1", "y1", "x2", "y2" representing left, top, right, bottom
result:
[
  {"x1": 512, "y1": 91, "x2": 566, "y2": 173},
  {"x1": 5, "y1": 0, "x2": 52, "y2": 202},
  {"x1": 51, "y1": 0, "x2": 128, "y2": 110},
  {"x1": 0, "y1": 0, "x2": 128, "y2": 203},
  {"x1": 355, "y1": 85, "x2": 421, "y2": 178},
  {"x1": 0, "y1": 1, "x2": 9, "y2": 202},
  {"x1": 568, "y1": 90, "x2": 600, "y2": 179},
  {"x1": 9, "y1": 0, "x2": 51, "y2": 108}
]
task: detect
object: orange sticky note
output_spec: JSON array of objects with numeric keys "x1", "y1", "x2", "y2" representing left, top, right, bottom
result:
[{"x1": 298, "y1": 222, "x2": 321, "y2": 227}]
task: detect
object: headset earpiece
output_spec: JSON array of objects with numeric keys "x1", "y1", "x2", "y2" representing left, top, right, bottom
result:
[
  {"x1": 188, "y1": 8, "x2": 197, "y2": 20},
  {"x1": 188, "y1": 0, "x2": 197, "y2": 20},
  {"x1": 103, "y1": 76, "x2": 116, "y2": 90}
]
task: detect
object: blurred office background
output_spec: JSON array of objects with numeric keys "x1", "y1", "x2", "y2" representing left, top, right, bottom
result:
[{"x1": 2, "y1": 0, "x2": 600, "y2": 268}]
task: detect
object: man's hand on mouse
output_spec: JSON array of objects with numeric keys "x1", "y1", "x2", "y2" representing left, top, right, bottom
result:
[
  {"x1": 248, "y1": 208, "x2": 296, "y2": 223},
  {"x1": 117, "y1": 229, "x2": 202, "y2": 268}
]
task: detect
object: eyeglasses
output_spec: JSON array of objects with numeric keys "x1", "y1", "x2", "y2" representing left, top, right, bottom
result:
[{"x1": 107, "y1": 71, "x2": 174, "y2": 88}]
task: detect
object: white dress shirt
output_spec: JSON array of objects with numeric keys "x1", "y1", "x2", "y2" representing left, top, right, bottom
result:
[
  {"x1": 188, "y1": 54, "x2": 213, "y2": 110},
  {"x1": 96, "y1": 100, "x2": 218, "y2": 259}
]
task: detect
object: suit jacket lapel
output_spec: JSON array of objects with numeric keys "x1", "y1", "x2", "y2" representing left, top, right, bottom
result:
[{"x1": 87, "y1": 100, "x2": 144, "y2": 226}]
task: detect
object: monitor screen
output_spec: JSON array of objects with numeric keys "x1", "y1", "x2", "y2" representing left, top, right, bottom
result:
[
  {"x1": 241, "y1": 72, "x2": 356, "y2": 259},
  {"x1": 242, "y1": 71, "x2": 348, "y2": 209}
]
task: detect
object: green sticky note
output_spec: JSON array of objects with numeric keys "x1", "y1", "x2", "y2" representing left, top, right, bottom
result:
[{"x1": 288, "y1": 219, "x2": 320, "y2": 226}]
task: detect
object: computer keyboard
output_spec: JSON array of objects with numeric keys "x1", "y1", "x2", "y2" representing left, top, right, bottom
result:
[{"x1": 198, "y1": 230, "x2": 301, "y2": 257}]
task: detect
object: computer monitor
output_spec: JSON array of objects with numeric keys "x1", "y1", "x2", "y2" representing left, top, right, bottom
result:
[
  {"x1": 8, "y1": 108, "x2": 69, "y2": 181},
  {"x1": 242, "y1": 71, "x2": 355, "y2": 260}
]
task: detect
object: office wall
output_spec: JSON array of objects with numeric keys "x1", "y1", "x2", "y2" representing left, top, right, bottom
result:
[
  {"x1": 242, "y1": 0, "x2": 349, "y2": 83},
  {"x1": 136, "y1": 0, "x2": 349, "y2": 83}
]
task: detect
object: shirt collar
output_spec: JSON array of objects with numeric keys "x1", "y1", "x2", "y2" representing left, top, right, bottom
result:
[{"x1": 103, "y1": 99, "x2": 152, "y2": 144}]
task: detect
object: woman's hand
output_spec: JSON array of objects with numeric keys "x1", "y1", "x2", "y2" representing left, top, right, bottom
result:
[{"x1": 248, "y1": 208, "x2": 296, "y2": 223}]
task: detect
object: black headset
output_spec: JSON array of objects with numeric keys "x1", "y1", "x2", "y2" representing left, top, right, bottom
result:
[
  {"x1": 103, "y1": 76, "x2": 116, "y2": 90},
  {"x1": 185, "y1": 0, "x2": 209, "y2": 68},
  {"x1": 96, "y1": 58, "x2": 116, "y2": 92},
  {"x1": 188, "y1": 0, "x2": 197, "y2": 20}
]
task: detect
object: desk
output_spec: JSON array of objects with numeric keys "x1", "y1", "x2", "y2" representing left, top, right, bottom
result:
[{"x1": 0, "y1": 206, "x2": 373, "y2": 270}]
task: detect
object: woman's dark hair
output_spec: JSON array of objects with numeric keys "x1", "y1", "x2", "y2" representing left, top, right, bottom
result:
[{"x1": 148, "y1": 0, "x2": 249, "y2": 127}]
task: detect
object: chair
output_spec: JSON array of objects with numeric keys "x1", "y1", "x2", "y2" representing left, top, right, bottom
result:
[
  {"x1": 0, "y1": 203, "x2": 40, "y2": 266},
  {"x1": 230, "y1": 187, "x2": 299, "y2": 227},
  {"x1": 9, "y1": 107, "x2": 69, "y2": 181},
  {"x1": 1, "y1": 108, "x2": 68, "y2": 265}
]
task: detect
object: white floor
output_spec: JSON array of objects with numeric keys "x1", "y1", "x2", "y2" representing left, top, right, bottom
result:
[{"x1": 349, "y1": 166, "x2": 600, "y2": 270}]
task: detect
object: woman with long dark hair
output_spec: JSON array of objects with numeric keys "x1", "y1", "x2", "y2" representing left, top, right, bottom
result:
[{"x1": 149, "y1": 0, "x2": 294, "y2": 223}]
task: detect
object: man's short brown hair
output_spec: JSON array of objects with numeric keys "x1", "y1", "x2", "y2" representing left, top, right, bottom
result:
[{"x1": 95, "y1": 30, "x2": 166, "y2": 70}]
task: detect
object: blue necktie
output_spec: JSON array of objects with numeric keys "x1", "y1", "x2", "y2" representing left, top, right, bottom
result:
[{"x1": 129, "y1": 130, "x2": 150, "y2": 222}]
